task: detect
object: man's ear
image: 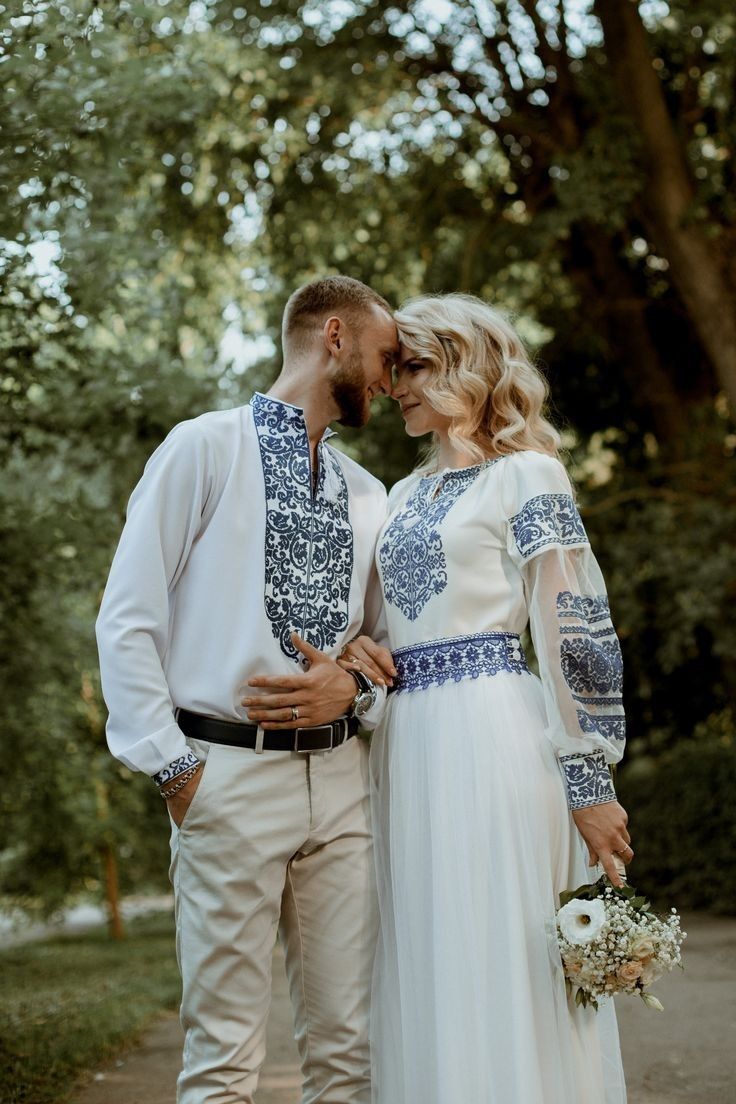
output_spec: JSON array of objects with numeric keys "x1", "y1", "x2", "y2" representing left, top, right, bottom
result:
[{"x1": 323, "y1": 314, "x2": 343, "y2": 356}]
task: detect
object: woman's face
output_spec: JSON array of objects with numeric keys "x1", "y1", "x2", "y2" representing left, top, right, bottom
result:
[{"x1": 392, "y1": 346, "x2": 452, "y2": 438}]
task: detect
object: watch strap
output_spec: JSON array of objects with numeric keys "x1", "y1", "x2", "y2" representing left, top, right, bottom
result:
[{"x1": 347, "y1": 667, "x2": 373, "y2": 694}]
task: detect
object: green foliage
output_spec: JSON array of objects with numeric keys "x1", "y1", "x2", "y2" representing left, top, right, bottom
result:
[
  {"x1": 617, "y1": 710, "x2": 736, "y2": 914},
  {"x1": 1, "y1": 0, "x2": 735, "y2": 916},
  {"x1": 0, "y1": 913, "x2": 180, "y2": 1104},
  {"x1": 572, "y1": 414, "x2": 736, "y2": 756}
]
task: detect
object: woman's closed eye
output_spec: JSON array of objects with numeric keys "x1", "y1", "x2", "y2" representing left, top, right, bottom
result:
[{"x1": 393, "y1": 359, "x2": 425, "y2": 386}]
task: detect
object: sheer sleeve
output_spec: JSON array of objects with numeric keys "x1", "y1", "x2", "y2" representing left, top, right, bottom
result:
[{"x1": 502, "y1": 452, "x2": 625, "y2": 810}]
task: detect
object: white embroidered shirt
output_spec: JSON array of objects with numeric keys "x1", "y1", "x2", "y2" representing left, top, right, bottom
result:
[{"x1": 96, "y1": 393, "x2": 388, "y2": 784}]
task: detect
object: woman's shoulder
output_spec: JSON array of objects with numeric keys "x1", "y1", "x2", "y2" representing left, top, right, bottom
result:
[
  {"x1": 500, "y1": 449, "x2": 570, "y2": 487},
  {"x1": 496, "y1": 450, "x2": 573, "y2": 518},
  {"x1": 499, "y1": 448, "x2": 566, "y2": 477}
]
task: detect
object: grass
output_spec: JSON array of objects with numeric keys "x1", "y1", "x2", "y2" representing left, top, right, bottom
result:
[{"x1": 0, "y1": 911, "x2": 181, "y2": 1104}]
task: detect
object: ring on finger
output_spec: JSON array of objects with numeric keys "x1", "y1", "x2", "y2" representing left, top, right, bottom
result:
[{"x1": 291, "y1": 706, "x2": 299, "y2": 722}]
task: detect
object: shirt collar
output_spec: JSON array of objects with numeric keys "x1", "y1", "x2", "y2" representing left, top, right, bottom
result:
[{"x1": 251, "y1": 392, "x2": 337, "y2": 442}]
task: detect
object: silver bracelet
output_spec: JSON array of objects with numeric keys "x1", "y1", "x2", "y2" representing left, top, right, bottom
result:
[{"x1": 159, "y1": 763, "x2": 201, "y2": 799}]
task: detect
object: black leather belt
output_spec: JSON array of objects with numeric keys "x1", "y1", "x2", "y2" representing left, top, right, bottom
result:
[{"x1": 176, "y1": 708, "x2": 359, "y2": 753}]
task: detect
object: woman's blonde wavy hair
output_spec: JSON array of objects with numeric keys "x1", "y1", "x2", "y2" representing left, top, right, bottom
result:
[{"x1": 395, "y1": 294, "x2": 561, "y2": 467}]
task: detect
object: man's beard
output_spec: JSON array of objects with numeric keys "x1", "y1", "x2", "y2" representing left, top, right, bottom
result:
[{"x1": 331, "y1": 349, "x2": 370, "y2": 428}]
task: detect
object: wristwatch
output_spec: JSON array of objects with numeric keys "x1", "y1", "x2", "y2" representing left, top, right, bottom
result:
[{"x1": 347, "y1": 668, "x2": 377, "y2": 718}]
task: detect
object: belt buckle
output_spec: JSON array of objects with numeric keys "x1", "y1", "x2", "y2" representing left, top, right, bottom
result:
[{"x1": 293, "y1": 724, "x2": 334, "y2": 753}]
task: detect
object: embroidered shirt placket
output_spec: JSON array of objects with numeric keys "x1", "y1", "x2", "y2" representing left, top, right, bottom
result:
[
  {"x1": 252, "y1": 393, "x2": 353, "y2": 661},
  {"x1": 300, "y1": 444, "x2": 318, "y2": 643}
]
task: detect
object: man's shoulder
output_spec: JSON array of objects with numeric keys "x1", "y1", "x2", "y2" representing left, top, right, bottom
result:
[
  {"x1": 327, "y1": 446, "x2": 387, "y2": 501},
  {"x1": 173, "y1": 404, "x2": 245, "y2": 438},
  {"x1": 163, "y1": 405, "x2": 248, "y2": 456}
]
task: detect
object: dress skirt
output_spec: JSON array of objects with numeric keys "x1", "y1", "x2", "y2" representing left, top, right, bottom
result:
[{"x1": 369, "y1": 667, "x2": 627, "y2": 1104}]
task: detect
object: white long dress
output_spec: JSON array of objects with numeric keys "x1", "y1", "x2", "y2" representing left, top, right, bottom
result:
[{"x1": 370, "y1": 450, "x2": 628, "y2": 1104}]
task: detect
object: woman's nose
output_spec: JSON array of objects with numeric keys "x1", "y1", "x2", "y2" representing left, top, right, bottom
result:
[{"x1": 391, "y1": 373, "x2": 407, "y2": 400}]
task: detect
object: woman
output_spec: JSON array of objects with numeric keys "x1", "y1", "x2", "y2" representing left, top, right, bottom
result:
[{"x1": 343, "y1": 294, "x2": 631, "y2": 1103}]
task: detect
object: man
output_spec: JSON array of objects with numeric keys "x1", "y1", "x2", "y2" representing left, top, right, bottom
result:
[{"x1": 95, "y1": 275, "x2": 399, "y2": 1103}]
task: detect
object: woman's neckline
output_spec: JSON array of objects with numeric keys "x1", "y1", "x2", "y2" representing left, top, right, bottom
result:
[{"x1": 419, "y1": 455, "x2": 506, "y2": 478}]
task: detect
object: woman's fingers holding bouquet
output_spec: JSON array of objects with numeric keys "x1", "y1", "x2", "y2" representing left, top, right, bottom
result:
[
  {"x1": 572, "y1": 801, "x2": 632, "y2": 888},
  {"x1": 338, "y1": 635, "x2": 397, "y2": 686}
]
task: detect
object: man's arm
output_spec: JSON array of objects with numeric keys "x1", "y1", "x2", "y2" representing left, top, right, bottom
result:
[{"x1": 96, "y1": 421, "x2": 211, "y2": 783}]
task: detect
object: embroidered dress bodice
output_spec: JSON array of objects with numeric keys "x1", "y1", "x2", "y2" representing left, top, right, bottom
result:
[{"x1": 376, "y1": 450, "x2": 626, "y2": 809}]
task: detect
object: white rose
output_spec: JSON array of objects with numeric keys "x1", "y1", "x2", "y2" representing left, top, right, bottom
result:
[{"x1": 558, "y1": 899, "x2": 607, "y2": 945}]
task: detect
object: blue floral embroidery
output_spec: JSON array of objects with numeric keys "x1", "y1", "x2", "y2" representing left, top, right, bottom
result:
[
  {"x1": 392, "y1": 631, "x2": 529, "y2": 693},
  {"x1": 556, "y1": 592, "x2": 610, "y2": 623},
  {"x1": 510, "y1": 494, "x2": 587, "y2": 559},
  {"x1": 153, "y1": 749, "x2": 200, "y2": 788},
  {"x1": 380, "y1": 465, "x2": 493, "y2": 621},
  {"x1": 252, "y1": 394, "x2": 353, "y2": 661},
  {"x1": 576, "y1": 711, "x2": 626, "y2": 744},
  {"x1": 560, "y1": 638, "x2": 623, "y2": 698},
  {"x1": 560, "y1": 752, "x2": 616, "y2": 810},
  {"x1": 556, "y1": 589, "x2": 626, "y2": 754}
]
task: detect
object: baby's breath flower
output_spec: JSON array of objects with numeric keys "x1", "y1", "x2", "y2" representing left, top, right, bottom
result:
[{"x1": 556, "y1": 879, "x2": 685, "y2": 1010}]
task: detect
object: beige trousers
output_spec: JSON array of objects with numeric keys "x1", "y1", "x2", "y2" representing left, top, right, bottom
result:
[{"x1": 169, "y1": 734, "x2": 377, "y2": 1104}]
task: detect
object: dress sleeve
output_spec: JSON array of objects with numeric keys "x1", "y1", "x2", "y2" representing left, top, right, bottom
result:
[
  {"x1": 354, "y1": 487, "x2": 390, "y2": 730},
  {"x1": 502, "y1": 452, "x2": 626, "y2": 810}
]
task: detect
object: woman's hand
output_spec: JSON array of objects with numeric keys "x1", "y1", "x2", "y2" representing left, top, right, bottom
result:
[
  {"x1": 338, "y1": 635, "x2": 397, "y2": 687},
  {"x1": 572, "y1": 800, "x2": 633, "y2": 887}
]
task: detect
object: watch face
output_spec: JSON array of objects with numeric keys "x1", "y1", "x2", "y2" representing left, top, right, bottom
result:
[{"x1": 354, "y1": 691, "x2": 373, "y2": 717}]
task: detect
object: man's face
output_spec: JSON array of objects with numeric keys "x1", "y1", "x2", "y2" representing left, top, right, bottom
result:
[{"x1": 331, "y1": 305, "x2": 399, "y2": 428}]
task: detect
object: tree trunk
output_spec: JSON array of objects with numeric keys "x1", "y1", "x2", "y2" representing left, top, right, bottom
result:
[
  {"x1": 595, "y1": 0, "x2": 736, "y2": 415},
  {"x1": 582, "y1": 225, "x2": 689, "y2": 449},
  {"x1": 102, "y1": 842, "x2": 124, "y2": 940}
]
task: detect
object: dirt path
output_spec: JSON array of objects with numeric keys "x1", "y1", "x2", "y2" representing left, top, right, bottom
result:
[{"x1": 72, "y1": 914, "x2": 736, "y2": 1103}]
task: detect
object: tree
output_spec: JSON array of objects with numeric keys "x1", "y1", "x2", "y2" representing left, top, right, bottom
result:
[{"x1": 2, "y1": 0, "x2": 734, "y2": 917}]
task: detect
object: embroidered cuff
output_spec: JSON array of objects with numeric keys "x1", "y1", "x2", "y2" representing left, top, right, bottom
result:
[
  {"x1": 152, "y1": 750, "x2": 201, "y2": 788},
  {"x1": 560, "y1": 751, "x2": 616, "y2": 810}
]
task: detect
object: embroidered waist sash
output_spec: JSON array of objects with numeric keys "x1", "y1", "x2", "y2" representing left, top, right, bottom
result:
[{"x1": 392, "y1": 631, "x2": 529, "y2": 693}]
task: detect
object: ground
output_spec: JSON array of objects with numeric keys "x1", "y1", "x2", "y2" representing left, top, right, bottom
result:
[{"x1": 69, "y1": 913, "x2": 736, "y2": 1104}]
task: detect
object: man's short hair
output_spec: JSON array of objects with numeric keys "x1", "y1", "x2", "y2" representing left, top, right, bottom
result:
[{"x1": 282, "y1": 275, "x2": 392, "y2": 352}]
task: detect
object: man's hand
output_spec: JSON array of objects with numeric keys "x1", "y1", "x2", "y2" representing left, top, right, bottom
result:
[
  {"x1": 242, "y1": 634, "x2": 358, "y2": 728},
  {"x1": 337, "y1": 634, "x2": 397, "y2": 687},
  {"x1": 572, "y1": 800, "x2": 633, "y2": 887},
  {"x1": 166, "y1": 768, "x2": 203, "y2": 829}
]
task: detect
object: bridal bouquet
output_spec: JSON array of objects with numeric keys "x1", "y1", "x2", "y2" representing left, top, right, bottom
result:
[{"x1": 556, "y1": 876, "x2": 685, "y2": 1011}]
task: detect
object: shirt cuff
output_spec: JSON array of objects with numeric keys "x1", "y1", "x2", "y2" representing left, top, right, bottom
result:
[
  {"x1": 560, "y1": 751, "x2": 617, "y2": 810},
  {"x1": 152, "y1": 750, "x2": 201, "y2": 788},
  {"x1": 357, "y1": 682, "x2": 388, "y2": 731}
]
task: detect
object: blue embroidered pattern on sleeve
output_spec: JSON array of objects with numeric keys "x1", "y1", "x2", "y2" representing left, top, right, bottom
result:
[
  {"x1": 252, "y1": 394, "x2": 353, "y2": 661},
  {"x1": 379, "y1": 465, "x2": 493, "y2": 621},
  {"x1": 560, "y1": 751, "x2": 617, "y2": 809},
  {"x1": 510, "y1": 493, "x2": 587, "y2": 559},
  {"x1": 556, "y1": 588, "x2": 626, "y2": 779},
  {"x1": 153, "y1": 749, "x2": 200, "y2": 788}
]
